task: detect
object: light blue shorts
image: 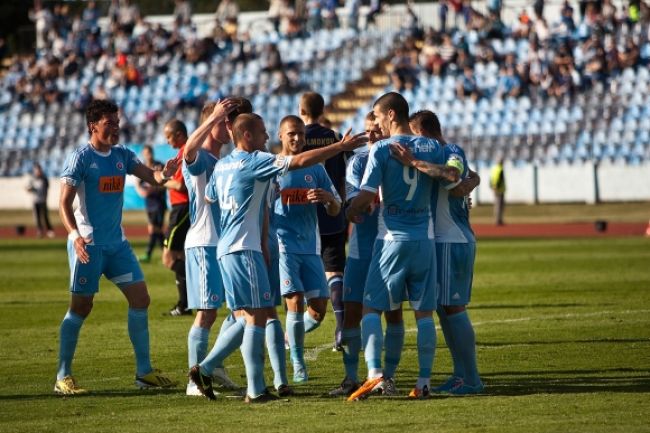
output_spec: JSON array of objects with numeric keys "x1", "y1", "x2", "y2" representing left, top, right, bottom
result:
[
  {"x1": 343, "y1": 257, "x2": 372, "y2": 304},
  {"x1": 363, "y1": 239, "x2": 437, "y2": 312},
  {"x1": 436, "y1": 242, "x2": 475, "y2": 306},
  {"x1": 279, "y1": 252, "x2": 328, "y2": 300},
  {"x1": 219, "y1": 250, "x2": 274, "y2": 310},
  {"x1": 67, "y1": 239, "x2": 144, "y2": 295},
  {"x1": 186, "y1": 246, "x2": 224, "y2": 310}
]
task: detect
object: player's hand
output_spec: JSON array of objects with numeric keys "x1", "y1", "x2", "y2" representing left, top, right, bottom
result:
[
  {"x1": 441, "y1": 166, "x2": 460, "y2": 183},
  {"x1": 162, "y1": 157, "x2": 180, "y2": 178},
  {"x1": 337, "y1": 128, "x2": 369, "y2": 151},
  {"x1": 74, "y1": 236, "x2": 92, "y2": 264},
  {"x1": 345, "y1": 206, "x2": 364, "y2": 224},
  {"x1": 467, "y1": 196, "x2": 473, "y2": 210},
  {"x1": 306, "y1": 188, "x2": 334, "y2": 205},
  {"x1": 389, "y1": 142, "x2": 415, "y2": 167},
  {"x1": 210, "y1": 98, "x2": 239, "y2": 122}
]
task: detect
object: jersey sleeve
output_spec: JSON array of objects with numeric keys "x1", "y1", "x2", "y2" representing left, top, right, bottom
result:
[
  {"x1": 60, "y1": 150, "x2": 85, "y2": 187},
  {"x1": 186, "y1": 150, "x2": 206, "y2": 176},
  {"x1": 345, "y1": 153, "x2": 365, "y2": 201},
  {"x1": 317, "y1": 164, "x2": 341, "y2": 203},
  {"x1": 124, "y1": 147, "x2": 141, "y2": 174},
  {"x1": 360, "y1": 144, "x2": 385, "y2": 194},
  {"x1": 250, "y1": 151, "x2": 292, "y2": 181}
]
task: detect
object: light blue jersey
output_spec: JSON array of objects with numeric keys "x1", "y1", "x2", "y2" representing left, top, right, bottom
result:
[
  {"x1": 432, "y1": 144, "x2": 475, "y2": 244},
  {"x1": 361, "y1": 135, "x2": 444, "y2": 241},
  {"x1": 274, "y1": 164, "x2": 340, "y2": 255},
  {"x1": 345, "y1": 148, "x2": 378, "y2": 260},
  {"x1": 61, "y1": 144, "x2": 139, "y2": 245},
  {"x1": 206, "y1": 149, "x2": 292, "y2": 258},
  {"x1": 182, "y1": 150, "x2": 221, "y2": 248}
]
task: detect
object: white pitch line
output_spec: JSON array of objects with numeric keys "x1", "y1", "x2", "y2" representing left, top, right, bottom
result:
[{"x1": 302, "y1": 309, "x2": 650, "y2": 361}]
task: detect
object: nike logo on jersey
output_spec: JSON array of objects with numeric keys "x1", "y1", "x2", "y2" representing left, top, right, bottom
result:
[{"x1": 281, "y1": 188, "x2": 311, "y2": 205}]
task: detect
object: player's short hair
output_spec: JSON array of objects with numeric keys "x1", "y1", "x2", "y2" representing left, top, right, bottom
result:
[
  {"x1": 86, "y1": 99, "x2": 118, "y2": 135},
  {"x1": 365, "y1": 111, "x2": 376, "y2": 122},
  {"x1": 409, "y1": 110, "x2": 441, "y2": 138},
  {"x1": 200, "y1": 97, "x2": 253, "y2": 125},
  {"x1": 279, "y1": 115, "x2": 304, "y2": 130},
  {"x1": 300, "y1": 92, "x2": 325, "y2": 118},
  {"x1": 232, "y1": 113, "x2": 263, "y2": 143},
  {"x1": 373, "y1": 92, "x2": 409, "y2": 123},
  {"x1": 165, "y1": 119, "x2": 188, "y2": 138}
]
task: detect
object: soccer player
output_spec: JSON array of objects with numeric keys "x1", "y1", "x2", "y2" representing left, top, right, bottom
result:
[
  {"x1": 181, "y1": 98, "x2": 243, "y2": 396},
  {"x1": 192, "y1": 113, "x2": 366, "y2": 403},
  {"x1": 55, "y1": 99, "x2": 176, "y2": 395},
  {"x1": 346, "y1": 92, "x2": 457, "y2": 400},
  {"x1": 300, "y1": 92, "x2": 348, "y2": 351},
  {"x1": 393, "y1": 110, "x2": 484, "y2": 395},
  {"x1": 162, "y1": 119, "x2": 192, "y2": 316},
  {"x1": 135, "y1": 145, "x2": 166, "y2": 263},
  {"x1": 330, "y1": 111, "x2": 388, "y2": 396},
  {"x1": 274, "y1": 115, "x2": 342, "y2": 383}
]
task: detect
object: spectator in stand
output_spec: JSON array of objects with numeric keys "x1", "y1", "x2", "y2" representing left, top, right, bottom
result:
[
  {"x1": 174, "y1": 0, "x2": 193, "y2": 27},
  {"x1": 495, "y1": 65, "x2": 522, "y2": 98},
  {"x1": 307, "y1": 0, "x2": 324, "y2": 33},
  {"x1": 216, "y1": 0, "x2": 240, "y2": 27},
  {"x1": 345, "y1": 0, "x2": 361, "y2": 31},
  {"x1": 117, "y1": 0, "x2": 140, "y2": 35},
  {"x1": 323, "y1": 0, "x2": 340, "y2": 30},
  {"x1": 82, "y1": 1, "x2": 101, "y2": 31},
  {"x1": 26, "y1": 162, "x2": 55, "y2": 239},
  {"x1": 366, "y1": 0, "x2": 382, "y2": 29},
  {"x1": 456, "y1": 65, "x2": 481, "y2": 101},
  {"x1": 268, "y1": 0, "x2": 284, "y2": 33},
  {"x1": 29, "y1": 1, "x2": 53, "y2": 53},
  {"x1": 261, "y1": 43, "x2": 283, "y2": 72}
]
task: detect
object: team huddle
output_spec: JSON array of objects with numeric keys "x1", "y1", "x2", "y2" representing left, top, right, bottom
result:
[{"x1": 54, "y1": 90, "x2": 483, "y2": 403}]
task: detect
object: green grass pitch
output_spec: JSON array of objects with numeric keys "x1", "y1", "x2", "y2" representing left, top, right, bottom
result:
[{"x1": 0, "y1": 237, "x2": 648, "y2": 433}]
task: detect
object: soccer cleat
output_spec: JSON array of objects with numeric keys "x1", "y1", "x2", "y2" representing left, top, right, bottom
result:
[
  {"x1": 244, "y1": 389, "x2": 280, "y2": 404},
  {"x1": 211, "y1": 367, "x2": 240, "y2": 390},
  {"x1": 54, "y1": 376, "x2": 88, "y2": 395},
  {"x1": 408, "y1": 385, "x2": 430, "y2": 399},
  {"x1": 328, "y1": 377, "x2": 360, "y2": 397},
  {"x1": 135, "y1": 369, "x2": 176, "y2": 389},
  {"x1": 186, "y1": 381, "x2": 207, "y2": 397},
  {"x1": 376, "y1": 377, "x2": 399, "y2": 396},
  {"x1": 166, "y1": 305, "x2": 192, "y2": 317},
  {"x1": 277, "y1": 384, "x2": 295, "y2": 397},
  {"x1": 346, "y1": 376, "x2": 383, "y2": 401},
  {"x1": 46, "y1": 230, "x2": 56, "y2": 239},
  {"x1": 433, "y1": 376, "x2": 463, "y2": 393},
  {"x1": 447, "y1": 379, "x2": 485, "y2": 395},
  {"x1": 293, "y1": 366, "x2": 308, "y2": 384},
  {"x1": 138, "y1": 254, "x2": 151, "y2": 263},
  {"x1": 189, "y1": 365, "x2": 217, "y2": 400}
]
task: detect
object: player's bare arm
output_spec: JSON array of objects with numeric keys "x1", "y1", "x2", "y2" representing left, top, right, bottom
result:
[
  {"x1": 184, "y1": 98, "x2": 239, "y2": 163},
  {"x1": 289, "y1": 128, "x2": 368, "y2": 170},
  {"x1": 449, "y1": 169, "x2": 480, "y2": 197},
  {"x1": 59, "y1": 182, "x2": 91, "y2": 264},
  {"x1": 131, "y1": 157, "x2": 180, "y2": 186},
  {"x1": 307, "y1": 188, "x2": 341, "y2": 216},
  {"x1": 346, "y1": 190, "x2": 376, "y2": 223},
  {"x1": 389, "y1": 143, "x2": 460, "y2": 183}
]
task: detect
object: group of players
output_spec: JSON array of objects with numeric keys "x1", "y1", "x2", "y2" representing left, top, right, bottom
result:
[{"x1": 54, "y1": 89, "x2": 484, "y2": 403}]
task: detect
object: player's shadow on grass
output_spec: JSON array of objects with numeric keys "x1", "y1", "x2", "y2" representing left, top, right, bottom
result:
[
  {"x1": 481, "y1": 368, "x2": 650, "y2": 396},
  {"x1": 470, "y1": 303, "x2": 596, "y2": 309},
  {"x1": 477, "y1": 338, "x2": 649, "y2": 347},
  {"x1": 0, "y1": 387, "x2": 182, "y2": 401}
]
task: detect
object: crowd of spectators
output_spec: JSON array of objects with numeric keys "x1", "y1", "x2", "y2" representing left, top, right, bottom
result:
[{"x1": 388, "y1": 0, "x2": 650, "y2": 102}]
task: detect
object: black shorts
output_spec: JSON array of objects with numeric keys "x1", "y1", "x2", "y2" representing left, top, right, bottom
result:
[
  {"x1": 320, "y1": 231, "x2": 347, "y2": 273},
  {"x1": 146, "y1": 208, "x2": 166, "y2": 229},
  {"x1": 164, "y1": 204, "x2": 190, "y2": 251}
]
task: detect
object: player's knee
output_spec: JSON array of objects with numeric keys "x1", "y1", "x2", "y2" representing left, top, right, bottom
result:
[
  {"x1": 284, "y1": 294, "x2": 304, "y2": 312},
  {"x1": 443, "y1": 305, "x2": 466, "y2": 316},
  {"x1": 195, "y1": 310, "x2": 217, "y2": 328}
]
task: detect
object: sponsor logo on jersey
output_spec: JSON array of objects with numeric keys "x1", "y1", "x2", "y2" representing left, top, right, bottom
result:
[
  {"x1": 99, "y1": 176, "x2": 124, "y2": 193},
  {"x1": 281, "y1": 188, "x2": 311, "y2": 205}
]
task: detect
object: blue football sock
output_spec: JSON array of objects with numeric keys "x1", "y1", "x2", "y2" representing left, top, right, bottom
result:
[
  {"x1": 57, "y1": 310, "x2": 85, "y2": 380},
  {"x1": 266, "y1": 318, "x2": 288, "y2": 389},
  {"x1": 187, "y1": 326, "x2": 209, "y2": 368},
  {"x1": 437, "y1": 307, "x2": 464, "y2": 378},
  {"x1": 361, "y1": 313, "x2": 383, "y2": 377},
  {"x1": 217, "y1": 312, "x2": 236, "y2": 340},
  {"x1": 416, "y1": 317, "x2": 436, "y2": 382},
  {"x1": 328, "y1": 276, "x2": 344, "y2": 345},
  {"x1": 200, "y1": 315, "x2": 245, "y2": 375},
  {"x1": 447, "y1": 311, "x2": 480, "y2": 386},
  {"x1": 241, "y1": 325, "x2": 266, "y2": 398},
  {"x1": 303, "y1": 311, "x2": 321, "y2": 333},
  {"x1": 128, "y1": 308, "x2": 152, "y2": 377},
  {"x1": 383, "y1": 321, "x2": 405, "y2": 379},
  {"x1": 286, "y1": 311, "x2": 305, "y2": 369},
  {"x1": 342, "y1": 327, "x2": 361, "y2": 382}
]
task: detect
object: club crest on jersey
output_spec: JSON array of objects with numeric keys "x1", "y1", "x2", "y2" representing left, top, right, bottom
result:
[
  {"x1": 211, "y1": 294, "x2": 220, "y2": 302},
  {"x1": 79, "y1": 277, "x2": 87, "y2": 285},
  {"x1": 116, "y1": 161, "x2": 124, "y2": 170},
  {"x1": 283, "y1": 279, "x2": 291, "y2": 286},
  {"x1": 263, "y1": 292, "x2": 271, "y2": 300},
  {"x1": 304, "y1": 174, "x2": 313, "y2": 183}
]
